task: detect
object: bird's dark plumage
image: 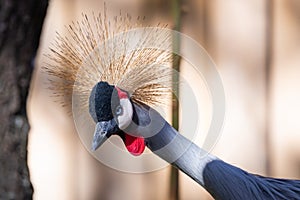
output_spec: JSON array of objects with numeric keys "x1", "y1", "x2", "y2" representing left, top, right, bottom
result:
[
  {"x1": 89, "y1": 81, "x2": 121, "y2": 122},
  {"x1": 89, "y1": 82, "x2": 114, "y2": 122},
  {"x1": 203, "y1": 160, "x2": 300, "y2": 200}
]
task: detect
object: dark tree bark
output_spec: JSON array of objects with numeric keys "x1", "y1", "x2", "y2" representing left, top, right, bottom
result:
[{"x1": 0, "y1": 0, "x2": 48, "y2": 199}]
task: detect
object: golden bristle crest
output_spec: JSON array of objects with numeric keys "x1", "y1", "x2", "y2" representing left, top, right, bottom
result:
[{"x1": 44, "y1": 8, "x2": 174, "y2": 113}]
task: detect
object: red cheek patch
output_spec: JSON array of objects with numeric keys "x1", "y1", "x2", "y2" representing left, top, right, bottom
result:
[
  {"x1": 115, "y1": 86, "x2": 128, "y2": 99},
  {"x1": 124, "y1": 133, "x2": 145, "y2": 156}
]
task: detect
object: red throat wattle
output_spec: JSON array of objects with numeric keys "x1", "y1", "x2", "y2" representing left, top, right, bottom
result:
[{"x1": 124, "y1": 133, "x2": 145, "y2": 156}]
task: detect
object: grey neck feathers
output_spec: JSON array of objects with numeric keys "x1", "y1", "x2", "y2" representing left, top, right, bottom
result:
[
  {"x1": 128, "y1": 102, "x2": 217, "y2": 186},
  {"x1": 146, "y1": 121, "x2": 217, "y2": 186}
]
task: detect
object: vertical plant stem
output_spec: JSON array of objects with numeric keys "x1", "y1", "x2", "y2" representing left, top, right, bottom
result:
[
  {"x1": 170, "y1": 0, "x2": 182, "y2": 200},
  {"x1": 264, "y1": 0, "x2": 274, "y2": 176}
]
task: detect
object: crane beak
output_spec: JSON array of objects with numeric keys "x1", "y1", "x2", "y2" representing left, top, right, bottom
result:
[{"x1": 91, "y1": 119, "x2": 118, "y2": 151}]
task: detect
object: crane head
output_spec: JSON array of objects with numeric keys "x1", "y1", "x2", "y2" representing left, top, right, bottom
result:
[{"x1": 89, "y1": 81, "x2": 145, "y2": 156}]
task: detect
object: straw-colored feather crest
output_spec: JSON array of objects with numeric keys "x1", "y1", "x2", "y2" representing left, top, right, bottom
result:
[{"x1": 44, "y1": 8, "x2": 174, "y2": 113}]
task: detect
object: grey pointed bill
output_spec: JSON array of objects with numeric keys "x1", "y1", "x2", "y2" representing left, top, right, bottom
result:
[{"x1": 91, "y1": 120, "x2": 118, "y2": 151}]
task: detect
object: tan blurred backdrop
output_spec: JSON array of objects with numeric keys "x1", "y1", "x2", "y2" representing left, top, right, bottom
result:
[{"x1": 28, "y1": 0, "x2": 300, "y2": 199}]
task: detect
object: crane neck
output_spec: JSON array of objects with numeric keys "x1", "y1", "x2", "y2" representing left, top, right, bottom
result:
[
  {"x1": 145, "y1": 121, "x2": 217, "y2": 186},
  {"x1": 126, "y1": 101, "x2": 218, "y2": 186}
]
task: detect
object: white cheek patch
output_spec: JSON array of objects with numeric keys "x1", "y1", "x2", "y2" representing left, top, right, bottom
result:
[{"x1": 117, "y1": 99, "x2": 133, "y2": 130}]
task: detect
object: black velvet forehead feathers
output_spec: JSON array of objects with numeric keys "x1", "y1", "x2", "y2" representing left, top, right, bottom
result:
[{"x1": 89, "y1": 81, "x2": 120, "y2": 122}]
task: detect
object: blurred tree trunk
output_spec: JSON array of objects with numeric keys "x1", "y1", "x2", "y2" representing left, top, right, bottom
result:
[{"x1": 0, "y1": 0, "x2": 48, "y2": 199}]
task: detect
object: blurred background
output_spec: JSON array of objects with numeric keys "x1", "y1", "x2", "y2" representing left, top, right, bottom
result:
[{"x1": 27, "y1": 0, "x2": 300, "y2": 199}]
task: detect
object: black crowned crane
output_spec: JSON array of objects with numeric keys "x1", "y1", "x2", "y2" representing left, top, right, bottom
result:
[{"x1": 45, "y1": 10, "x2": 300, "y2": 200}]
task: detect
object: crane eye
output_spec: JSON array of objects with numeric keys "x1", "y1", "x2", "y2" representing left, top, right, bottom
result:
[
  {"x1": 115, "y1": 98, "x2": 133, "y2": 129},
  {"x1": 115, "y1": 105, "x2": 123, "y2": 116}
]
